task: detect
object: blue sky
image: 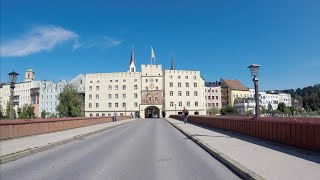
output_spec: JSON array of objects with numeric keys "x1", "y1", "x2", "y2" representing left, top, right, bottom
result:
[{"x1": 1, "y1": 0, "x2": 319, "y2": 90}]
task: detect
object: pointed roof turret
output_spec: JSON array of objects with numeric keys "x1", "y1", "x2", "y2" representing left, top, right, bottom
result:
[
  {"x1": 171, "y1": 55, "x2": 175, "y2": 70},
  {"x1": 129, "y1": 45, "x2": 135, "y2": 66}
]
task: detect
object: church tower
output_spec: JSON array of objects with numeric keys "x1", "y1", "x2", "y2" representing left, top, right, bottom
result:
[
  {"x1": 129, "y1": 46, "x2": 136, "y2": 72},
  {"x1": 25, "y1": 69, "x2": 35, "y2": 82}
]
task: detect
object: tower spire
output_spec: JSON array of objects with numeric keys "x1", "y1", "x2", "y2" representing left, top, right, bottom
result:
[
  {"x1": 171, "y1": 53, "x2": 175, "y2": 70},
  {"x1": 129, "y1": 45, "x2": 136, "y2": 72}
]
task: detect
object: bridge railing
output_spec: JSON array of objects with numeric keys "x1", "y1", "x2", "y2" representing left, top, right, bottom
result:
[
  {"x1": 170, "y1": 115, "x2": 320, "y2": 152},
  {"x1": 0, "y1": 116, "x2": 131, "y2": 140}
]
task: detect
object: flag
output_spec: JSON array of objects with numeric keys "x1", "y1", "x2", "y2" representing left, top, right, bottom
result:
[{"x1": 151, "y1": 46, "x2": 156, "y2": 63}]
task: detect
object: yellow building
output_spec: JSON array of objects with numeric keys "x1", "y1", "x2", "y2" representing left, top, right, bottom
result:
[{"x1": 220, "y1": 79, "x2": 250, "y2": 107}]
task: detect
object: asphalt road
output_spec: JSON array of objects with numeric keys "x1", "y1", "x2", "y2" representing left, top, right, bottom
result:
[{"x1": 0, "y1": 118, "x2": 240, "y2": 180}]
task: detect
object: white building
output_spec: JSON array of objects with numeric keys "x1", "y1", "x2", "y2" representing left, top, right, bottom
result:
[
  {"x1": 235, "y1": 89, "x2": 292, "y2": 114},
  {"x1": 39, "y1": 74, "x2": 86, "y2": 117},
  {"x1": 84, "y1": 48, "x2": 206, "y2": 118},
  {"x1": 0, "y1": 69, "x2": 41, "y2": 117},
  {"x1": 205, "y1": 82, "x2": 222, "y2": 111},
  {"x1": 0, "y1": 69, "x2": 86, "y2": 118}
]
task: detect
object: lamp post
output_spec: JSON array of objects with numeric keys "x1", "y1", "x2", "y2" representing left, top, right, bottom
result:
[
  {"x1": 8, "y1": 71, "x2": 19, "y2": 120},
  {"x1": 174, "y1": 104, "x2": 177, "y2": 115},
  {"x1": 247, "y1": 63, "x2": 261, "y2": 117}
]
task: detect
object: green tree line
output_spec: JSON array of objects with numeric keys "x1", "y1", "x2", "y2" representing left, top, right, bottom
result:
[{"x1": 282, "y1": 84, "x2": 320, "y2": 112}]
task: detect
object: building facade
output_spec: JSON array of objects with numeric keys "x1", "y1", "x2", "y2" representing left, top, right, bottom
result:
[
  {"x1": 204, "y1": 82, "x2": 222, "y2": 111},
  {"x1": 84, "y1": 49, "x2": 206, "y2": 118}
]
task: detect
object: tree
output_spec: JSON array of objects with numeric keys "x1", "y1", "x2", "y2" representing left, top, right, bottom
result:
[
  {"x1": 41, "y1": 110, "x2": 46, "y2": 118},
  {"x1": 261, "y1": 106, "x2": 266, "y2": 114},
  {"x1": 206, "y1": 107, "x2": 220, "y2": 115},
  {"x1": 284, "y1": 107, "x2": 291, "y2": 116},
  {"x1": 18, "y1": 104, "x2": 35, "y2": 119},
  {"x1": 56, "y1": 84, "x2": 81, "y2": 117},
  {"x1": 0, "y1": 105, "x2": 4, "y2": 119},
  {"x1": 277, "y1": 102, "x2": 286, "y2": 112},
  {"x1": 220, "y1": 106, "x2": 236, "y2": 115}
]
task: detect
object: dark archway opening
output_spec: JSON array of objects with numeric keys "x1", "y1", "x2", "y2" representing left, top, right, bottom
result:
[{"x1": 145, "y1": 106, "x2": 160, "y2": 118}]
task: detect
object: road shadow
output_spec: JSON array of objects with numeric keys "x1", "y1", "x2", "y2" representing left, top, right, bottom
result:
[{"x1": 173, "y1": 120, "x2": 320, "y2": 164}]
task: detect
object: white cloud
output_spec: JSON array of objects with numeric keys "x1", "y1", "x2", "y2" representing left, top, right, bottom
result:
[
  {"x1": 103, "y1": 36, "x2": 124, "y2": 48},
  {"x1": 1, "y1": 25, "x2": 78, "y2": 57}
]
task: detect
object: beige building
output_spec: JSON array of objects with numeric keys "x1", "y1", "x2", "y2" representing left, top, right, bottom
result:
[
  {"x1": 84, "y1": 49, "x2": 206, "y2": 118},
  {"x1": 220, "y1": 79, "x2": 251, "y2": 108},
  {"x1": 0, "y1": 69, "x2": 41, "y2": 117}
]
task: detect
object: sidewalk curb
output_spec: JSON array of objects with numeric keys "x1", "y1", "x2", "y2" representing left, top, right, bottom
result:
[
  {"x1": 165, "y1": 118, "x2": 265, "y2": 180},
  {"x1": 0, "y1": 120, "x2": 135, "y2": 164}
]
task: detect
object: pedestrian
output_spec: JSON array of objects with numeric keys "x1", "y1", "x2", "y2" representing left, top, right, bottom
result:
[
  {"x1": 182, "y1": 107, "x2": 189, "y2": 124},
  {"x1": 113, "y1": 112, "x2": 118, "y2": 122}
]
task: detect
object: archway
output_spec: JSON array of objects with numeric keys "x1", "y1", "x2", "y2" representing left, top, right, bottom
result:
[{"x1": 144, "y1": 106, "x2": 160, "y2": 118}]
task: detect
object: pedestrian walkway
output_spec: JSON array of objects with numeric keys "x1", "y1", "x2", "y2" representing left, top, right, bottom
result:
[
  {"x1": 166, "y1": 118, "x2": 320, "y2": 180},
  {"x1": 0, "y1": 119, "x2": 136, "y2": 157}
]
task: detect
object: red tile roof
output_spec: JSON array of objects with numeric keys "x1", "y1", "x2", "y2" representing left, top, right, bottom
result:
[{"x1": 221, "y1": 79, "x2": 249, "y2": 91}]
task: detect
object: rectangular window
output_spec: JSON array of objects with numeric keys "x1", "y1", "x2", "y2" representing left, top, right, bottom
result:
[
  {"x1": 96, "y1": 94, "x2": 99, "y2": 99},
  {"x1": 115, "y1": 85, "x2": 118, "y2": 90},
  {"x1": 115, "y1": 94, "x2": 118, "y2": 99},
  {"x1": 212, "y1": 96, "x2": 214, "y2": 100},
  {"x1": 109, "y1": 85, "x2": 112, "y2": 90},
  {"x1": 186, "y1": 83, "x2": 189, "y2": 87},
  {"x1": 169, "y1": 75, "x2": 173, "y2": 79},
  {"x1": 108, "y1": 103, "x2": 112, "y2": 108},
  {"x1": 123, "y1": 79, "x2": 126, "y2": 82},
  {"x1": 194, "y1": 91, "x2": 198, "y2": 96},
  {"x1": 170, "y1": 91, "x2": 173, "y2": 96},
  {"x1": 195, "y1": 101, "x2": 199, "y2": 106},
  {"x1": 178, "y1": 82, "x2": 181, "y2": 87},
  {"x1": 89, "y1": 94, "x2": 92, "y2": 100},
  {"x1": 194, "y1": 83, "x2": 197, "y2": 87},
  {"x1": 193, "y1": 76, "x2": 197, "y2": 79},
  {"x1": 179, "y1": 101, "x2": 182, "y2": 106},
  {"x1": 89, "y1": 86, "x2": 92, "y2": 91},
  {"x1": 89, "y1": 103, "x2": 92, "y2": 108},
  {"x1": 155, "y1": 79, "x2": 158, "y2": 82},
  {"x1": 90, "y1": 113, "x2": 93, "y2": 117},
  {"x1": 115, "y1": 103, "x2": 118, "y2": 107},
  {"x1": 178, "y1": 75, "x2": 181, "y2": 79},
  {"x1": 96, "y1": 113, "x2": 99, "y2": 117},
  {"x1": 170, "y1": 102, "x2": 174, "y2": 107},
  {"x1": 134, "y1": 102, "x2": 138, "y2": 107},
  {"x1": 90, "y1": 81, "x2": 93, "y2": 83},
  {"x1": 145, "y1": 87, "x2": 148, "y2": 90},
  {"x1": 134, "y1": 93, "x2": 138, "y2": 98},
  {"x1": 155, "y1": 97, "x2": 158, "y2": 101},
  {"x1": 186, "y1": 91, "x2": 190, "y2": 96},
  {"x1": 102, "y1": 113, "x2": 105, "y2": 116},
  {"x1": 156, "y1": 87, "x2": 158, "y2": 90},
  {"x1": 146, "y1": 79, "x2": 148, "y2": 82},
  {"x1": 170, "y1": 82, "x2": 173, "y2": 87},
  {"x1": 216, "y1": 103, "x2": 218, "y2": 107},
  {"x1": 187, "y1": 101, "x2": 190, "y2": 107},
  {"x1": 96, "y1": 103, "x2": 99, "y2": 108},
  {"x1": 208, "y1": 96, "x2": 211, "y2": 100},
  {"x1": 123, "y1": 103, "x2": 126, "y2": 107},
  {"x1": 123, "y1": 85, "x2": 126, "y2": 90},
  {"x1": 96, "y1": 86, "x2": 99, "y2": 91},
  {"x1": 110, "y1": 80, "x2": 112, "y2": 83},
  {"x1": 115, "y1": 80, "x2": 118, "y2": 82},
  {"x1": 185, "y1": 76, "x2": 188, "y2": 79},
  {"x1": 178, "y1": 91, "x2": 182, "y2": 96},
  {"x1": 97, "y1": 80, "x2": 100, "y2": 83},
  {"x1": 108, "y1": 94, "x2": 112, "y2": 99},
  {"x1": 134, "y1": 79, "x2": 137, "y2": 82},
  {"x1": 134, "y1": 85, "x2": 138, "y2": 90},
  {"x1": 216, "y1": 96, "x2": 218, "y2": 100},
  {"x1": 123, "y1": 94, "x2": 126, "y2": 99}
]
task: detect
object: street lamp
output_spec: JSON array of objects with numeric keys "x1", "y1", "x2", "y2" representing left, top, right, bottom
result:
[
  {"x1": 174, "y1": 104, "x2": 177, "y2": 115},
  {"x1": 247, "y1": 63, "x2": 261, "y2": 117},
  {"x1": 8, "y1": 71, "x2": 19, "y2": 120}
]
